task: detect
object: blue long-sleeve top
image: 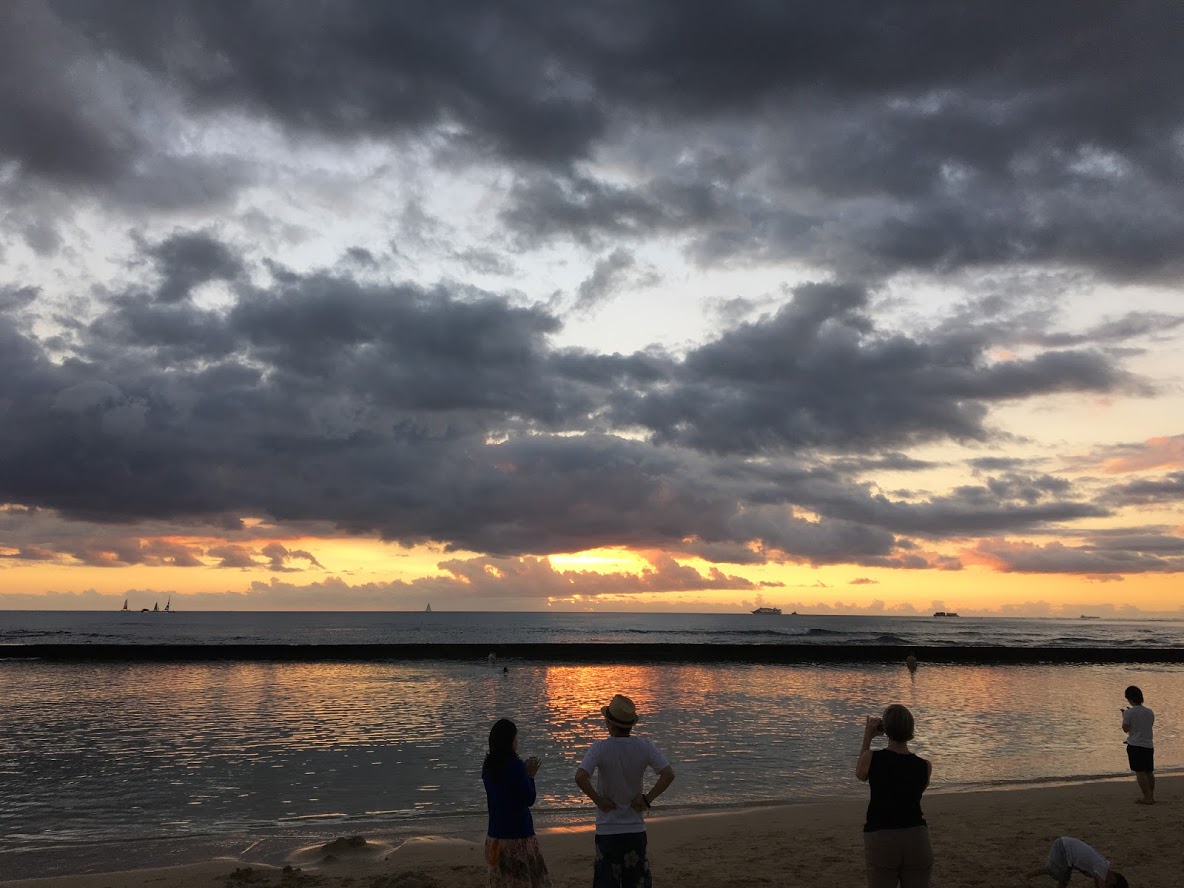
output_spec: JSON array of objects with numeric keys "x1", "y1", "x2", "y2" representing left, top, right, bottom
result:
[{"x1": 482, "y1": 755, "x2": 537, "y2": 838}]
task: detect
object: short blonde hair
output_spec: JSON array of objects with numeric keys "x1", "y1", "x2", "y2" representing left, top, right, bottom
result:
[{"x1": 882, "y1": 704, "x2": 915, "y2": 742}]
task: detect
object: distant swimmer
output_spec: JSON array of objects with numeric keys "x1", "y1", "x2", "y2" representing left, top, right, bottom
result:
[
  {"x1": 906, "y1": 652, "x2": 918, "y2": 674},
  {"x1": 503, "y1": 666, "x2": 509, "y2": 675}
]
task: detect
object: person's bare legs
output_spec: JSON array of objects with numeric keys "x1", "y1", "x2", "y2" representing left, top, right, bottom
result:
[{"x1": 1135, "y1": 770, "x2": 1156, "y2": 803}]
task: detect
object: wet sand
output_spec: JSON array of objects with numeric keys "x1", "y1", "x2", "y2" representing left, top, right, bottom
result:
[{"x1": 2, "y1": 776, "x2": 1179, "y2": 887}]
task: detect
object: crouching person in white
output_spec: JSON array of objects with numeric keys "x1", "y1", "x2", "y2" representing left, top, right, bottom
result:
[{"x1": 1025, "y1": 836, "x2": 1128, "y2": 888}]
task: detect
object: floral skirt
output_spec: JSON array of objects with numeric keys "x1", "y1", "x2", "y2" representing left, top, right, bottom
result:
[{"x1": 485, "y1": 835, "x2": 552, "y2": 888}]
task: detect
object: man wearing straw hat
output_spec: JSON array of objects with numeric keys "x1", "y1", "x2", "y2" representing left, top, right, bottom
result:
[{"x1": 575, "y1": 694, "x2": 676, "y2": 888}]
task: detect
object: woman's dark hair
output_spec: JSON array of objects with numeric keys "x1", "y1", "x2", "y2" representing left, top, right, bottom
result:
[
  {"x1": 1125, "y1": 685, "x2": 1144, "y2": 705},
  {"x1": 483, "y1": 718, "x2": 518, "y2": 779},
  {"x1": 882, "y1": 704, "x2": 915, "y2": 742}
]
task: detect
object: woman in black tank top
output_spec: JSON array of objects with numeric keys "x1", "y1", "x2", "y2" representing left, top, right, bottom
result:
[{"x1": 855, "y1": 704, "x2": 933, "y2": 888}]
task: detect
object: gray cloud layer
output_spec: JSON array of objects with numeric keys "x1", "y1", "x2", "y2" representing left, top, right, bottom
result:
[
  {"x1": 2, "y1": 3, "x2": 1183, "y2": 584},
  {"x1": 0, "y1": 2, "x2": 1181, "y2": 280},
  {"x1": 0, "y1": 235, "x2": 1157, "y2": 568}
]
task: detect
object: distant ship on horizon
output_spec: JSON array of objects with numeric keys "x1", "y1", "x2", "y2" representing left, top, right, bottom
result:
[
  {"x1": 752, "y1": 606, "x2": 782, "y2": 615},
  {"x1": 932, "y1": 611, "x2": 960, "y2": 617}
]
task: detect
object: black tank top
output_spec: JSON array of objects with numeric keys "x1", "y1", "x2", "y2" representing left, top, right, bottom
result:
[{"x1": 864, "y1": 749, "x2": 928, "y2": 832}]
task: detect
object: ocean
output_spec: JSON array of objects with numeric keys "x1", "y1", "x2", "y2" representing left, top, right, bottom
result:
[{"x1": 1, "y1": 611, "x2": 1181, "y2": 878}]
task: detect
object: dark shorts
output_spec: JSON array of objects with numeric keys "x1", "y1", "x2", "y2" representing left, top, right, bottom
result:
[{"x1": 1127, "y1": 744, "x2": 1154, "y2": 772}]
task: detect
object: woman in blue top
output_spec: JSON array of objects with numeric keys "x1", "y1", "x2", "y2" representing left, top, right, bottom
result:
[
  {"x1": 482, "y1": 718, "x2": 552, "y2": 888},
  {"x1": 856, "y1": 704, "x2": 933, "y2": 888}
]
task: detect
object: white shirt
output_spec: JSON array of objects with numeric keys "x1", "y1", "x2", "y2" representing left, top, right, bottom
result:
[
  {"x1": 578, "y1": 735, "x2": 670, "y2": 835},
  {"x1": 1061, "y1": 837, "x2": 1110, "y2": 879},
  {"x1": 1123, "y1": 704, "x2": 1154, "y2": 748}
]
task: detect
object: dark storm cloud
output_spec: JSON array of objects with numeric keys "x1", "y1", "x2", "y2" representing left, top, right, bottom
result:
[
  {"x1": 0, "y1": 2, "x2": 1174, "y2": 282},
  {"x1": 60, "y1": 535, "x2": 204, "y2": 568},
  {"x1": 209, "y1": 545, "x2": 263, "y2": 570},
  {"x1": 608, "y1": 282, "x2": 1139, "y2": 453},
  {"x1": 575, "y1": 248, "x2": 636, "y2": 312},
  {"x1": 0, "y1": 1, "x2": 140, "y2": 184},
  {"x1": 0, "y1": 267, "x2": 1127, "y2": 565},
  {"x1": 0, "y1": 546, "x2": 55, "y2": 561},
  {"x1": 502, "y1": 175, "x2": 675, "y2": 247},
  {"x1": 801, "y1": 474, "x2": 1106, "y2": 538},
  {"x1": 968, "y1": 457, "x2": 1034, "y2": 472},
  {"x1": 1036, "y1": 312, "x2": 1184, "y2": 348},
  {"x1": 453, "y1": 248, "x2": 515, "y2": 277},
  {"x1": 1085, "y1": 533, "x2": 1184, "y2": 555},
  {"x1": 0, "y1": 252, "x2": 1152, "y2": 567},
  {"x1": 974, "y1": 537, "x2": 1184, "y2": 575},
  {"x1": 48, "y1": 0, "x2": 608, "y2": 167},
  {"x1": 145, "y1": 231, "x2": 245, "y2": 303},
  {"x1": 261, "y1": 543, "x2": 324, "y2": 572},
  {"x1": 1104, "y1": 472, "x2": 1184, "y2": 507},
  {"x1": 0, "y1": 286, "x2": 39, "y2": 313},
  {"x1": 827, "y1": 453, "x2": 938, "y2": 473}
]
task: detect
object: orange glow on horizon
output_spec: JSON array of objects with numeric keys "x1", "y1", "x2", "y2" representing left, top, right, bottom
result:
[{"x1": 0, "y1": 532, "x2": 1181, "y2": 615}]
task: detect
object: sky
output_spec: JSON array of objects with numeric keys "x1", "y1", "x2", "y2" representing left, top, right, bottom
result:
[{"x1": 1, "y1": 1, "x2": 1183, "y2": 616}]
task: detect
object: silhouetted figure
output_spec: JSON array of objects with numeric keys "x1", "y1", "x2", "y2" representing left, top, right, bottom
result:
[{"x1": 856, "y1": 704, "x2": 932, "y2": 888}]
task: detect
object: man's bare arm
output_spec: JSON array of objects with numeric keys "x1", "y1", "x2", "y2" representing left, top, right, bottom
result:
[{"x1": 632, "y1": 765, "x2": 675, "y2": 810}]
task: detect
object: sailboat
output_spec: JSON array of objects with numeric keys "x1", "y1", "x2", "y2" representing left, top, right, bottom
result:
[
  {"x1": 425, "y1": 603, "x2": 432, "y2": 613},
  {"x1": 164, "y1": 597, "x2": 172, "y2": 613},
  {"x1": 152, "y1": 601, "x2": 159, "y2": 612},
  {"x1": 122, "y1": 599, "x2": 128, "y2": 611}
]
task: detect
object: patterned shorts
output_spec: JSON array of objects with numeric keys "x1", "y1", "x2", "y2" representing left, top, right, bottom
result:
[{"x1": 594, "y1": 831, "x2": 652, "y2": 888}]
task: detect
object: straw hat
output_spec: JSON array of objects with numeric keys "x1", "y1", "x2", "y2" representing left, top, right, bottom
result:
[{"x1": 601, "y1": 694, "x2": 638, "y2": 728}]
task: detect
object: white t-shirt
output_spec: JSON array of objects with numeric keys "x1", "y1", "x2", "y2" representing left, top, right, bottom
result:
[
  {"x1": 578, "y1": 735, "x2": 670, "y2": 835},
  {"x1": 1060, "y1": 837, "x2": 1110, "y2": 878},
  {"x1": 1123, "y1": 704, "x2": 1154, "y2": 748}
]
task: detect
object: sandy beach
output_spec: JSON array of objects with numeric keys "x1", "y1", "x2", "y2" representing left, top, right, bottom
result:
[{"x1": 3, "y1": 775, "x2": 1179, "y2": 888}]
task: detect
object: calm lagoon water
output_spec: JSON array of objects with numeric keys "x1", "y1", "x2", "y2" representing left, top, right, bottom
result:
[{"x1": 1, "y1": 646, "x2": 1181, "y2": 877}]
